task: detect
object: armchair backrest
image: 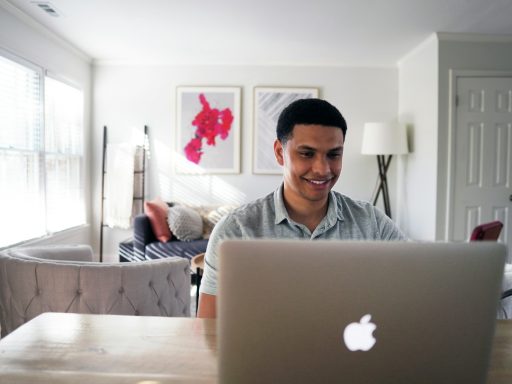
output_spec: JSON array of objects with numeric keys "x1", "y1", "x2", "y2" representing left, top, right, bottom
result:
[
  {"x1": 0, "y1": 247, "x2": 190, "y2": 337},
  {"x1": 6, "y1": 244, "x2": 94, "y2": 262}
]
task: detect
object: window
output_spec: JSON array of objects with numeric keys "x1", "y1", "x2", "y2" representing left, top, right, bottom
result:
[
  {"x1": 0, "y1": 52, "x2": 85, "y2": 247},
  {"x1": 44, "y1": 77, "x2": 85, "y2": 232}
]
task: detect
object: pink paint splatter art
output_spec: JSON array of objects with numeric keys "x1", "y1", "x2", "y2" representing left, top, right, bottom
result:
[{"x1": 184, "y1": 94, "x2": 234, "y2": 164}]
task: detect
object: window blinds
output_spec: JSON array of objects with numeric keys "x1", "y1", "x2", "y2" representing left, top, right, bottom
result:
[
  {"x1": 0, "y1": 54, "x2": 45, "y2": 246},
  {"x1": 0, "y1": 53, "x2": 85, "y2": 247}
]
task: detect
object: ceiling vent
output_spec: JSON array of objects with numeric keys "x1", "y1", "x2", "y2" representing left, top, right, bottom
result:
[{"x1": 31, "y1": 1, "x2": 60, "y2": 17}]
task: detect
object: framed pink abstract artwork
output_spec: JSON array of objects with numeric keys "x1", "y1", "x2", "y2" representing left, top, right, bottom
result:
[{"x1": 176, "y1": 87, "x2": 241, "y2": 174}]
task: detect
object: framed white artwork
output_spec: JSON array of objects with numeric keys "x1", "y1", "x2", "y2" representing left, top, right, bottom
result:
[{"x1": 253, "y1": 87, "x2": 319, "y2": 174}]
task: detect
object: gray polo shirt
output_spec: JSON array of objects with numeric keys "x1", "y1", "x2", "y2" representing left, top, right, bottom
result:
[{"x1": 199, "y1": 184, "x2": 406, "y2": 296}]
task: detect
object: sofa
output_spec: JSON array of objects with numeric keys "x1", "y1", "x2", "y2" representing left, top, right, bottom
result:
[
  {"x1": 120, "y1": 200, "x2": 236, "y2": 264},
  {"x1": 132, "y1": 213, "x2": 209, "y2": 262},
  {"x1": 0, "y1": 245, "x2": 191, "y2": 337}
]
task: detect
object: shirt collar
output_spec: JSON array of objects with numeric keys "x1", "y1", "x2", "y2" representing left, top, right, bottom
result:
[
  {"x1": 274, "y1": 183, "x2": 289, "y2": 224},
  {"x1": 273, "y1": 183, "x2": 344, "y2": 225}
]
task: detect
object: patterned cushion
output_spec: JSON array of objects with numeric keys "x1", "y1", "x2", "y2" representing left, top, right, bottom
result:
[
  {"x1": 168, "y1": 205, "x2": 203, "y2": 241},
  {"x1": 207, "y1": 205, "x2": 237, "y2": 225},
  {"x1": 194, "y1": 204, "x2": 238, "y2": 239}
]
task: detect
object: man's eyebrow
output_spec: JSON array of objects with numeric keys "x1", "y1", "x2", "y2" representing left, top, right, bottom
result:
[
  {"x1": 296, "y1": 145, "x2": 344, "y2": 151},
  {"x1": 296, "y1": 145, "x2": 316, "y2": 151}
]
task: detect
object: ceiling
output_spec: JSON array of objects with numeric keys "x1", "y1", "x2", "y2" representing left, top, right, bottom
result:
[{"x1": 4, "y1": 0, "x2": 512, "y2": 66}]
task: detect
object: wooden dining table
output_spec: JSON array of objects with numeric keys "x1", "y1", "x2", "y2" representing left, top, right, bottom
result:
[{"x1": 0, "y1": 313, "x2": 511, "y2": 383}]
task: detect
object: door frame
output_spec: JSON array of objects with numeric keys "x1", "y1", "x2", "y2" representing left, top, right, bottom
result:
[{"x1": 445, "y1": 70, "x2": 512, "y2": 241}]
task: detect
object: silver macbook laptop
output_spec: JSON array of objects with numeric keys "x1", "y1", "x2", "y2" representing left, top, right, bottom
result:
[{"x1": 218, "y1": 240, "x2": 506, "y2": 384}]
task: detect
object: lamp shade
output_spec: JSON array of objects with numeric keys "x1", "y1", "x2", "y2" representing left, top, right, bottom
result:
[{"x1": 361, "y1": 122, "x2": 409, "y2": 155}]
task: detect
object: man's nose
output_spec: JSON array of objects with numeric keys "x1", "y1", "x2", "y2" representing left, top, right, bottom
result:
[{"x1": 312, "y1": 156, "x2": 330, "y2": 174}]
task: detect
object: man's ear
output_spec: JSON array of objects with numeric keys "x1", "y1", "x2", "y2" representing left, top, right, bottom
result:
[{"x1": 274, "y1": 139, "x2": 284, "y2": 166}]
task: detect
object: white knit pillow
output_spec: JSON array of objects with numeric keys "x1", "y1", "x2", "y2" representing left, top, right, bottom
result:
[
  {"x1": 207, "y1": 205, "x2": 237, "y2": 225},
  {"x1": 167, "y1": 205, "x2": 203, "y2": 241}
]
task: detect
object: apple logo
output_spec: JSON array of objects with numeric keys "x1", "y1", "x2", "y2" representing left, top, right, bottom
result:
[{"x1": 343, "y1": 314, "x2": 377, "y2": 351}]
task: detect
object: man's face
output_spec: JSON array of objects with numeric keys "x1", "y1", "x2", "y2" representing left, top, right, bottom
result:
[{"x1": 274, "y1": 124, "x2": 344, "y2": 207}]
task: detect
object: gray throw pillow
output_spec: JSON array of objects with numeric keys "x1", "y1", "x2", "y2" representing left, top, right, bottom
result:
[{"x1": 167, "y1": 205, "x2": 203, "y2": 241}]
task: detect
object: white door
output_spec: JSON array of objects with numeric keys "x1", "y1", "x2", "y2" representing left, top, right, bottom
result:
[{"x1": 452, "y1": 76, "x2": 512, "y2": 257}]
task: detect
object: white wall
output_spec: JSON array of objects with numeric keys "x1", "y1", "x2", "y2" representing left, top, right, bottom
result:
[
  {"x1": 0, "y1": 4, "x2": 92, "y2": 247},
  {"x1": 436, "y1": 35, "x2": 512, "y2": 241},
  {"x1": 93, "y1": 64, "x2": 399, "y2": 261},
  {"x1": 398, "y1": 33, "x2": 512, "y2": 242},
  {"x1": 397, "y1": 35, "x2": 439, "y2": 240}
]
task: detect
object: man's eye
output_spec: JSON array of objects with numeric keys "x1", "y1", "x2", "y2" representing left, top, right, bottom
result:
[
  {"x1": 328, "y1": 153, "x2": 342, "y2": 159},
  {"x1": 300, "y1": 152, "x2": 314, "y2": 158}
]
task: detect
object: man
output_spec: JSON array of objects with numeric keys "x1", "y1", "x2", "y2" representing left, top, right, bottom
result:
[{"x1": 197, "y1": 98, "x2": 406, "y2": 318}]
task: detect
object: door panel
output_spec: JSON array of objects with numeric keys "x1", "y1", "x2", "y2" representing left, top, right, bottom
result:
[{"x1": 453, "y1": 77, "x2": 512, "y2": 259}]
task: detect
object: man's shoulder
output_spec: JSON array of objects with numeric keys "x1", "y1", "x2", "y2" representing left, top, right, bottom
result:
[
  {"x1": 214, "y1": 191, "x2": 275, "y2": 233},
  {"x1": 332, "y1": 190, "x2": 376, "y2": 214},
  {"x1": 226, "y1": 192, "x2": 275, "y2": 221},
  {"x1": 331, "y1": 191, "x2": 406, "y2": 240}
]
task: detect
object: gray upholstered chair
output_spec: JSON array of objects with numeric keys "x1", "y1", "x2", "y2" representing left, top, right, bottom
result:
[{"x1": 0, "y1": 245, "x2": 191, "y2": 337}]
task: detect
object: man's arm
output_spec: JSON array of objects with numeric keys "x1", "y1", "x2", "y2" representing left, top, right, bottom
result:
[
  {"x1": 197, "y1": 293, "x2": 216, "y2": 318},
  {"x1": 196, "y1": 214, "x2": 238, "y2": 318},
  {"x1": 375, "y1": 207, "x2": 407, "y2": 240}
]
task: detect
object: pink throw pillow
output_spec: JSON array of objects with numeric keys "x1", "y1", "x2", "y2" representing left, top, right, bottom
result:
[{"x1": 144, "y1": 198, "x2": 172, "y2": 242}]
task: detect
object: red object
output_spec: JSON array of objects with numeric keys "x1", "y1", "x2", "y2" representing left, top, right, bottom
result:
[
  {"x1": 144, "y1": 198, "x2": 172, "y2": 242},
  {"x1": 184, "y1": 94, "x2": 234, "y2": 164},
  {"x1": 470, "y1": 221, "x2": 503, "y2": 241},
  {"x1": 184, "y1": 137, "x2": 203, "y2": 164}
]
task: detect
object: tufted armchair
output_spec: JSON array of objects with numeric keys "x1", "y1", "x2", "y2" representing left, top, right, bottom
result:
[{"x1": 0, "y1": 245, "x2": 190, "y2": 337}]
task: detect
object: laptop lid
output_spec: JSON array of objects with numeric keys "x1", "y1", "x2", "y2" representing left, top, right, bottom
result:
[{"x1": 218, "y1": 240, "x2": 506, "y2": 384}]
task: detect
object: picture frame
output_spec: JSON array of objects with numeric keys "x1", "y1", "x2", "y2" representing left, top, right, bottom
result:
[
  {"x1": 176, "y1": 86, "x2": 241, "y2": 174},
  {"x1": 253, "y1": 87, "x2": 319, "y2": 174}
]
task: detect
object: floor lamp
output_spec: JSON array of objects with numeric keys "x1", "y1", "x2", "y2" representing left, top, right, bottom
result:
[{"x1": 361, "y1": 122, "x2": 408, "y2": 218}]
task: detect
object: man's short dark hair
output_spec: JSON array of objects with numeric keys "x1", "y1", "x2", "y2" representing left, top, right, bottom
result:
[{"x1": 276, "y1": 98, "x2": 347, "y2": 144}]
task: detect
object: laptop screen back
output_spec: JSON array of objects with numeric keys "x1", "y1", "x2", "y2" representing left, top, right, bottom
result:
[{"x1": 218, "y1": 240, "x2": 506, "y2": 384}]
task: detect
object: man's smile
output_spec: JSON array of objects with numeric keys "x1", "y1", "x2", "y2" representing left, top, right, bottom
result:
[{"x1": 303, "y1": 177, "x2": 333, "y2": 185}]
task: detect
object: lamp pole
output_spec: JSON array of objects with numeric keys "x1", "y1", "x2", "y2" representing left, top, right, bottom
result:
[
  {"x1": 362, "y1": 122, "x2": 408, "y2": 220},
  {"x1": 372, "y1": 155, "x2": 392, "y2": 218}
]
